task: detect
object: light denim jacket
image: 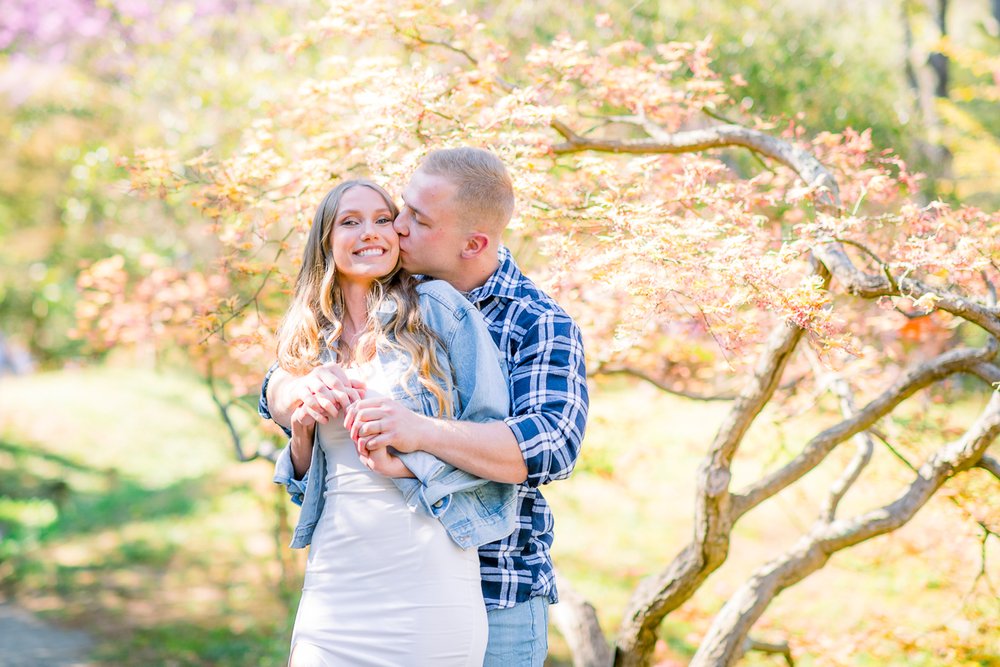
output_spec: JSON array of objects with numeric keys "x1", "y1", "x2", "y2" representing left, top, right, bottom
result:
[{"x1": 272, "y1": 280, "x2": 517, "y2": 550}]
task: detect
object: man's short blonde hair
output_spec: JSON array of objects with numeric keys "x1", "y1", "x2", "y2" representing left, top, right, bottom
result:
[{"x1": 419, "y1": 148, "x2": 515, "y2": 237}]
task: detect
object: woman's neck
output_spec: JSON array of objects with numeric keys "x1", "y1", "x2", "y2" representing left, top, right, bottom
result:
[{"x1": 339, "y1": 280, "x2": 371, "y2": 343}]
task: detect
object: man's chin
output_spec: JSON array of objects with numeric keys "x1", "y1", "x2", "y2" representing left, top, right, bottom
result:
[{"x1": 398, "y1": 253, "x2": 421, "y2": 274}]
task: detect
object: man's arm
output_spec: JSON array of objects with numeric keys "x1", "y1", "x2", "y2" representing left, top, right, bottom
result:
[
  {"x1": 346, "y1": 283, "x2": 526, "y2": 483},
  {"x1": 350, "y1": 306, "x2": 588, "y2": 487},
  {"x1": 360, "y1": 412, "x2": 527, "y2": 484},
  {"x1": 421, "y1": 419, "x2": 527, "y2": 483},
  {"x1": 495, "y1": 308, "x2": 589, "y2": 487}
]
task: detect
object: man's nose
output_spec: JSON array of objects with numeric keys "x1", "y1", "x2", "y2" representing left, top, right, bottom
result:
[{"x1": 393, "y1": 212, "x2": 410, "y2": 236}]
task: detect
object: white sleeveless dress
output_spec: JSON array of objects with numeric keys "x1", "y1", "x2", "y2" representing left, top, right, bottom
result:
[{"x1": 289, "y1": 364, "x2": 487, "y2": 667}]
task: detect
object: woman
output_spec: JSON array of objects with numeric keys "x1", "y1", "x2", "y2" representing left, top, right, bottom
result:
[{"x1": 272, "y1": 180, "x2": 515, "y2": 667}]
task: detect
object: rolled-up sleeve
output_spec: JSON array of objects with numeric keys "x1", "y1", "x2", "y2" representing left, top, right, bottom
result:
[
  {"x1": 272, "y1": 441, "x2": 309, "y2": 506},
  {"x1": 504, "y1": 310, "x2": 589, "y2": 488},
  {"x1": 259, "y1": 361, "x2": 292, "y2": 437}
]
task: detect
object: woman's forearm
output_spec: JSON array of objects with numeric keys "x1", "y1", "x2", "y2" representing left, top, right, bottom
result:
[{"x1": 290, "y1": 418, "x2": 315, "y2": 480}]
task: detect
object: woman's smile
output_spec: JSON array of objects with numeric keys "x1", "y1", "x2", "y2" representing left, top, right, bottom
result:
[{"x1": 331, "y1": 186, "x2": 400, "y2": 283}]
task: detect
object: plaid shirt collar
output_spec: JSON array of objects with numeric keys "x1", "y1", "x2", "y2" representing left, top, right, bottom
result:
[{"x1": 467, "y1": 246, "x2": 522, "y2": 304}]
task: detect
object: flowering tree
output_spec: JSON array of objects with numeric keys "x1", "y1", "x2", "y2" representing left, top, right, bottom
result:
[{"x1": 77, "y1": 1, "x2": 1000, "y2": 664}]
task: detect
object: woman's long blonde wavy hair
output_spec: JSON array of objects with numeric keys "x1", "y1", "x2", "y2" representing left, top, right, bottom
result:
[{"x1": 275, "y1": 180, "x2": 454, "y2": 417}]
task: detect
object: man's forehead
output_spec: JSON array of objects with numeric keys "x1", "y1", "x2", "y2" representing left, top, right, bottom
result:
[{"x1": 408, "y1": 171, "x2": 456, "y2": 197}]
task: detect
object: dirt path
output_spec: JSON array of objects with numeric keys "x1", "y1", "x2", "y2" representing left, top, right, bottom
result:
[{"x1": 0, "y1": 602, "x2": 94, "y2": 666}]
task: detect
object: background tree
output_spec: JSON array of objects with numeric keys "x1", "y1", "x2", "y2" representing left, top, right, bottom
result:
[
  {"x1": 70, "y1": 1, "x2": 1000, "y2": 664},
  {"x1": 0, "y1": 0, "x2": 311, "y2": 364}
]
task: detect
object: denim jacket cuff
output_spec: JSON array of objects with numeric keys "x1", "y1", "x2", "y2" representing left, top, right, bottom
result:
[
  {"x1": 273, "y1": 442, "x2": 308, "y2": 507},
  {"x1": 392, "y1": 477, "x2": 452, "y2": 517},
  {"x1": 395, "y1": 451, "x2": 452, "y2": 516}
]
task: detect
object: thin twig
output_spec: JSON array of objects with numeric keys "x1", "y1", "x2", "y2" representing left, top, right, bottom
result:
[
  {"x1": 405, "y1": 30, "x2": 477, "y2": 66},
  {"x1": 983, "y1": 270, "x2": 998, "y2": 308},
  {"x1": 803, "y1": 346, "x2": 875, "y2": 523},
  {"x1": 978, "y1": 454, "x2": 1000, "y2": 480},
  {"x1": 205, "y1": 364, "x2": 255, "y2": 463},
  {"x1": 200, "y1": 237, "x2": 289, "y2": 344},
  {"x1": 746, "y1": 637, "x2": 794, "y2": 666},
  {"x1": 832, "y1": 237, "x2": 900, "y2": 293},
  {"x1": 591, "y1": 363, "x2": 737, "y2": 401}
]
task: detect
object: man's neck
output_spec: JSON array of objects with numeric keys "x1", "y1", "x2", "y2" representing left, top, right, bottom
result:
[{"x1": 447, "y1": 254, "x2": 501, "y2": 293}]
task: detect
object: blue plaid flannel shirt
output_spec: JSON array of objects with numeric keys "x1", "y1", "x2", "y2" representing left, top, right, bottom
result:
[{"x1": 258, "y1": 246, "x2": 589, "y2": 610}]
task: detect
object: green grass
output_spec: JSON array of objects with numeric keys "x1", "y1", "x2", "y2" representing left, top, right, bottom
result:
[
  {"x1": 1, "y1": 366, "x2": 997, "y2": 666},
  {"x1": 0, "y1": 365, "x2": 298, "y2": 666}
]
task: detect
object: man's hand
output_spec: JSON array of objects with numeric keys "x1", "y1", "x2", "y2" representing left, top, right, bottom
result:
[{"x1": 343, "y1": 396, "x2": 433, "y2": 457}]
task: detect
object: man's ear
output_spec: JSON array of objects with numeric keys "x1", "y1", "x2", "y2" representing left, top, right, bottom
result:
[{"x1": 460, "y1": 232, "x2": 491, "y2": 259}]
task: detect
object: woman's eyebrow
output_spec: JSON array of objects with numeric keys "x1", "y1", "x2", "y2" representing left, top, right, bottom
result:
[{"x1": 337, "y1": 208, "x2": 393, "y2": 217}]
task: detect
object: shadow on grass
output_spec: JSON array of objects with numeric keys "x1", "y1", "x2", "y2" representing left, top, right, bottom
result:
[
  {"x1": 90, "y1": 620, "x2": 293, "y2": 667},
  {"x1": 0, "y1": 437, "x2": 204, "y2": 577}
]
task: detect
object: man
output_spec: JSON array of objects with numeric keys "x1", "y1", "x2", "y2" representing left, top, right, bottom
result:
[{"x1": 260, "y1": 147, "x2": 588, "y2": 665}]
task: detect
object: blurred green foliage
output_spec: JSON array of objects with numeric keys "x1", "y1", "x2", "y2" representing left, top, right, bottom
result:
[
  {"x1": 478, "y1": 0, "x2": 911, "y2": 156},
  {"x1": 0, "y1": 2, "x2": 315, "y2": 364}
]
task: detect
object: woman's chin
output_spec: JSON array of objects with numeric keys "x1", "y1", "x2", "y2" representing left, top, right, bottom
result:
[{"x1": 342, "y1": 262, "x2": 397, "y2": 282}]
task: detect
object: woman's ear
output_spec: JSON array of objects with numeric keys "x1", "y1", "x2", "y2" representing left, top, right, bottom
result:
[{"x1": 460, "y1": 232, "x2": 490, "y2": 259}]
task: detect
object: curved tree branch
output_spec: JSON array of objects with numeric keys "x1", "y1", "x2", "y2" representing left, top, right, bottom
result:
[
  {"x1": 811, "y1": 243, "x2": 1000, "y2": 338},
  {"x1": 969, "y1": 362, "x2": 1000, "y2": 386},
  {"x1": 551, "y1": 120, "x2": 841, "y2": 208},
  {"x1": 552, "y1": 570, "x2": 612, "y2": 667},
  {"x1": 746, "y1": 637, "x2": 794, "y2": 666},
  {"x1": 732, "y1": 343, "x2": 998, "y2": 519},
  {"x1": 978, "y1": 454, "x2": 1000, "y2": 480},
  {"x1": 206, "y1": 365, "x2": 278, "y2": 463},
  {"x1": 614, "y1": 279, "x2": 822, "y2": 665},
  {"x1": 690, "y1": 391, "x2": 1000, "y2": 666}
]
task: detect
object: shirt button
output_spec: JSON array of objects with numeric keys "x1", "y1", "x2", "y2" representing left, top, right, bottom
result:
[{"x1": 433, "y1": 500, "x2": 444, "y2": 509}]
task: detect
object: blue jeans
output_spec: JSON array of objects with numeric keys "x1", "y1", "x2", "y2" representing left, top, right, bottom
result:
[{"x1": 484, "y1": 597, "x2": 549, "y2": 667}]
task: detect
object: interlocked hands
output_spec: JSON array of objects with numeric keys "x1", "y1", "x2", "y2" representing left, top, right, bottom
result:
[{"x1": 287, "y1": 362, "x2": 418, "y2": 479}]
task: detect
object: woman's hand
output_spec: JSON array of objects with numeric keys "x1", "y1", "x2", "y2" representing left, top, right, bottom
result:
[
  {"x1": 343, "y1": 396, "x2": 433, "y2": 458},
  {"x1": 291, "y1": 363, "x2": 366, "y2": 424}
]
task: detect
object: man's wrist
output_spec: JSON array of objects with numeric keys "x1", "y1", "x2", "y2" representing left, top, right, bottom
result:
[{"x1": 404, "y1": 412, "x2": 438, "y2": 455}]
